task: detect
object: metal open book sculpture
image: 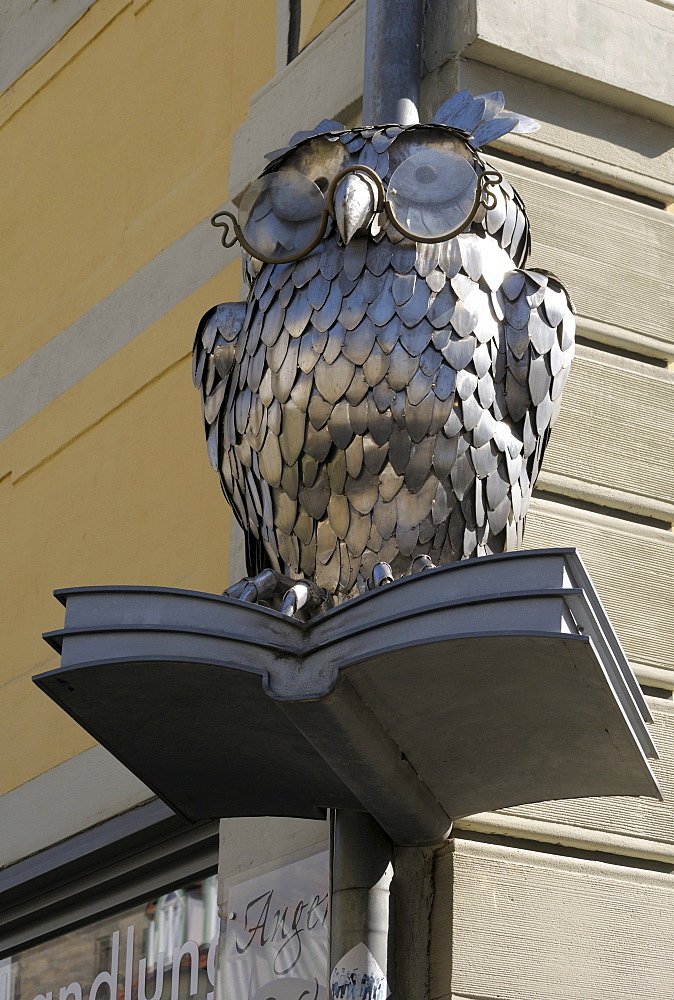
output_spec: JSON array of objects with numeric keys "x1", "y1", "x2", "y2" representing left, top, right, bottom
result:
[{"x1": 39, "y1": 550, "x2": 660, "y2": 845}]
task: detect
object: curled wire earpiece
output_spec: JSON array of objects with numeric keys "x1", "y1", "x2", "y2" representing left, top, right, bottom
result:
[
  {"x1": 211, "y1": 211, "x2": 239, "y2": 249},
  {"x1": 479, "y1": 170, "x2": 502, "y2": 210}
]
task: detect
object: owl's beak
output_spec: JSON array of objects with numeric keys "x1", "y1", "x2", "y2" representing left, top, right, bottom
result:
[{"x1": 332, "y1": 171, "x2": 379, "y2": 244}]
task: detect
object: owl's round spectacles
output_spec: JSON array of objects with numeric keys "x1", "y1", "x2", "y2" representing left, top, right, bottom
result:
[{"x1": 211, "y1": 153, "x2": 502, "y2": 265}]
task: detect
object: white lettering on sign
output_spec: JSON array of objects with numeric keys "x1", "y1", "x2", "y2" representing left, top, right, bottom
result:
[{"x1": 31, "y1": 924, "x2": 220, "y2": 1000}]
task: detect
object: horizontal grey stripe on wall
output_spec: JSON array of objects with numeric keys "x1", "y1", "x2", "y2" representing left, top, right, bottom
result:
[
  {"x1": 0, "y1": 744, "x2": 155, "y2": 870},
  {"x1": 432, "y1": 838, "x2": 674, "y2": 1000},
  {"x1": 0, "y1": 210, "x2": 237, "y2": 443},
  {"x1": 1, "y1": 0, "x2": 96, "y2": 97}
]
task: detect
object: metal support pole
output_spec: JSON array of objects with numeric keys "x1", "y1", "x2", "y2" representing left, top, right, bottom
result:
[
  {"x1": 330, "y1": 810, "x2": 394, "y2": 990},
  {"x1": 329, "y1": 3, "x2": 424, "y2": 992},
  {"x1": 362, "y1": 0, "x2": 424, "y2": 126}
]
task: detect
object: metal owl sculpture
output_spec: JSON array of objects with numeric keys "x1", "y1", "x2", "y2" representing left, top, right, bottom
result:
[{"x1": 193, "y1": 90, "x2": 575, "y2": 618}]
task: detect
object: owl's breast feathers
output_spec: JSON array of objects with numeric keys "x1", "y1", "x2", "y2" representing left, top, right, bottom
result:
[{"x1": 193, "y1": 231, "x2": 575, "y2": 598}]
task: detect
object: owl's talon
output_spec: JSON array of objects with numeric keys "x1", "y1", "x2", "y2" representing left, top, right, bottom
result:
[
  {"x1": 411, "y1": 554, "x2": 436, "y2": 574},
  {"x1": 281, "y1": 579, "x2": 334, "y2": 618},
  {"x1": 369, "y1": 562, "x2": 395, "y2": 589},
  {"x1": 223, "y1": 578, "x2": 250, "y2": 601},
  {"x1": 225, "y1": 570, "x2": 333, "y2": 620},
  {"x1": 281, "y1": 582, "x2": 311, "y2": 617},
  {"x1": 239, "y1": 580, "x2": 259, "y2": 602},
  {"x1": 227, "y1": 568, "x2": 282, "y2": 605}
]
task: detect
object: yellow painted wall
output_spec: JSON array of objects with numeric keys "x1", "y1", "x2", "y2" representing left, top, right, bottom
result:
[
  {"x1": 299, "y1": 0, "x2": 354, "y2": 50},
  {"x1": 0, "y1": 0, "x2": 276, "y2": 794},
  {"x1": 0, "y1": 0, "x2": 275, "y2": 378}
]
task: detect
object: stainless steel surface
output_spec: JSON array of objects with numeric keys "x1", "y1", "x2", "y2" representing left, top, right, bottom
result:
[
  {"x1": 228, "y1": 151, "x2": 497, "y2": 265},
  {"x1": 362, "y1": 0, "x2": 423, "y2": 126},
  {"x1": 195, "y1": 93, "x2": 575, "y2": 605},
  {"x1": 280, "y1": 672, "x2": 452, "y2": 844},
  {"x1": 37, "y1": 550, "x2": 660, "y2": 839},
  {"x1": 433, "y1": 89, "x2": 541, "y2": 147}
]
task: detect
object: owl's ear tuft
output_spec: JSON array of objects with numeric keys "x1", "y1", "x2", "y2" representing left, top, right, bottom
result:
[
  {"x1": 264, "y1": 119, "x2": 346, "y2": 163},
  {"x1": 264, "y1": 146, "x2": 292, "y2": 161},
  {"x1": 469, "y1": 113, "x2": 522, "y2": 148},
  {"x1": 508, "y1": 113, "x2": 541, "y2": 135},
  {"x1": 433, "y1": 89, "x2": 540, "y2": 148},
  {"x1": 433, "y1": 90, "x2": 475, "y2": 126},
  {"x1": 288, "y1": 119, "x2": 346, "y2": 147}
]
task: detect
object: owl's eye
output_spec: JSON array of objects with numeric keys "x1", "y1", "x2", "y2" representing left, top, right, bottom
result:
[
  {"x1": 386, "y1": 147, "x2": 479, "y2": 240},
  {"x1": 238, "y1": 169, "x2": 327, "y2": 262}
]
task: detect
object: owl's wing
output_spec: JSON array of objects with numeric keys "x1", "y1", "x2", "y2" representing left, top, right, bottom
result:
[
  {"x1": 499, "y1": 268, "x2": 576, "y2": 497},
  {"x1": 193, "y1": 302, "x2": 273, "y2": 577}
]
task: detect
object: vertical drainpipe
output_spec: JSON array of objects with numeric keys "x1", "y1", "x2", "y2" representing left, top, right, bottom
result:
[
  {"x1": 362, "y1": 0, "x2": 424, "y2": 126},
  {"x1": 329, "y1": 5, "x2": 425, "y2": 993},
  {"x1": 329, "y1": 811, "x2": 394, "y2": 992}
]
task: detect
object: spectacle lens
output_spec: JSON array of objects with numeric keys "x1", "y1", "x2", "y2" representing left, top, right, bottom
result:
[
  {"x1": 386, "y1": 148, "x2": 478, "y2": 241},
  {"x1": 238, "y1": 170, "x2": 327, "y2": 262}
]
